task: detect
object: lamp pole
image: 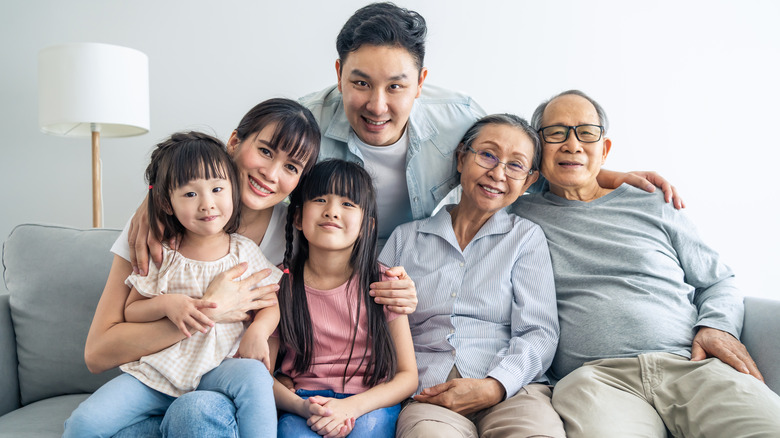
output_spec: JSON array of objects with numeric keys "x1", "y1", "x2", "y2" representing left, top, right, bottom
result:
[{"x1": 91, "y1": 123, "x2": 102, "y2": 228}]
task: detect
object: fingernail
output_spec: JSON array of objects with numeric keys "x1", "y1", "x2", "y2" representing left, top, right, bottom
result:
[{"x1": 132, "y1": 266, "x2": 139, "y2": 275}]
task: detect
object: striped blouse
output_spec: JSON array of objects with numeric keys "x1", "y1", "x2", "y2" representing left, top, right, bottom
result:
[{"x1": 379, "y1": 205, "x2": 559, "y2": 398}]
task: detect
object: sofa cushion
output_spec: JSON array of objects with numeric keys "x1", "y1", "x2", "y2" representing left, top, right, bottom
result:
[
  {"x1": 2, "y1": 224, "x2": 121, "y2": 405},
  {"x1": 0, "y1": 394, "x2": 89, "y2": 438}
]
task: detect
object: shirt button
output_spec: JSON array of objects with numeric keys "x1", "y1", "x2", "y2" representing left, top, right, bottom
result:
[
  {"x1": 414, "y1": 197, "x2": 419, "y2": 203},
  {"x1": 451, "y1": 350, "x2": 456, "y2": 356},
  {"x1": 451, "y1": 292, "x2": 457, "y2": 297},
  {"x1": 450, "y1": 329, "x2": 455, "y2": 334},
  {"x1": 459, "y1": 262, "x2": 464, "y2": 267}
]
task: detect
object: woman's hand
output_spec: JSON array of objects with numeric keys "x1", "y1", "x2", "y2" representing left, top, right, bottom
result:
[
  {"x1": 201, "y1": 263, "x2": 279, "y2": 324},
  {"x1": 235, "y1": 333, "x2": 272, "y2": 371},
  {"x1": 127, "y1": 195, "x2": 164, "y2": 276},
  {"x1": 370, "y1": 266, "x2": 417, "y2": 315}
]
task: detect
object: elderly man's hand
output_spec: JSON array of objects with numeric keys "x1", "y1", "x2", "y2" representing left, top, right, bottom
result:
[
  {"x1": 691, "y1": 326, "x2": 764, "y2": 382},
  {"x1": 413, "y1": 378, "x2": 505, "y2": 416}
]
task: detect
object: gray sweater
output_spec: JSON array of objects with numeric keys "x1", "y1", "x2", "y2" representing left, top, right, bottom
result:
[{"x1": 511, "y1": 184, "x2": 742, "y2": 380}]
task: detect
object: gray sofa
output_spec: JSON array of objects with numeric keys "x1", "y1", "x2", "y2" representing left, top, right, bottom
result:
[{"x1": 1, "y1": 223, "x2": 779, "y2": 437}]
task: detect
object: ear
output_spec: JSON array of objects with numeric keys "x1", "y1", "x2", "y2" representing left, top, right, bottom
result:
[
  {"x1": 456, "y1": 144, "x2": 466, "y2": 174},
  {"x1": 415, "y1": 67, "x2": 428, "y2": 98},
  {"x1": 521, "y1": 171, "x2": 540, "y2": 193},
  {"x1": 601, "y1": 137, "x2": 612, "y2": 164},
  {"x1": 293, "y1": 207, "x2": 303, "y2": 231},
  {"x1": 335, "y1": 59, "x2": 343, "y2": 93},
  {"x1": 162, "y1": 201, "x2": 174, "y2": 216},
  {"x1": 227, "y1": 131, "x2": 241, "y2": 156}
]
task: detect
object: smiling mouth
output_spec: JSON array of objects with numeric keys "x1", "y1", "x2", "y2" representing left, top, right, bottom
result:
[
  {"x1": 362, "y1": 116, "x2": 389, "y2": 126},
  {"x1": 319, "y1": 222, "x2": 342, "y2": 229},
  {"x1": 249, "y1": 177, "x2": 273, "y2": 194},
  {"x1": 201, "y1": 215, "x2": 219, "y2": 222},
  {"x1": 480, "y1": 185, "x2": 503, "y2": 195}
]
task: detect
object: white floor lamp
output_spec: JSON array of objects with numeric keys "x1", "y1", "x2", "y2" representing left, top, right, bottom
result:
[{"x1": 38, "y1": 42, "x2": 150, "y2": 228}]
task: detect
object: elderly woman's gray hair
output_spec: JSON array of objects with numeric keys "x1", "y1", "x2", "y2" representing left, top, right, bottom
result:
[
  {"x1": 456, "y1": 113, "x2": 542, "y2": 172},
  {"x1": 531, "y1": 89, "x2": 610, "y2": 133}
]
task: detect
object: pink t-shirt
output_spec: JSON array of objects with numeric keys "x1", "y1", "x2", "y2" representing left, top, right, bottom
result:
[{"x1": 278, "y1": 269, "x2": 399, "y2": 394}]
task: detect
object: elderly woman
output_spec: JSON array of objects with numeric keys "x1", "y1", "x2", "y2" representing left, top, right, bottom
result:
[
  {"x1": 511, "y1": 90, "x2": 780, "y2": 437},
  {"x1": 380, "y1": 114, "x2": 564, "y2": 438}
]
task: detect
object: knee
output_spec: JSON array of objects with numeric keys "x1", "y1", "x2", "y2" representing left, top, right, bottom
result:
[
  {"x1": 162, "y1": 391, "x2": 237, "y2": 436},
  {"x1": 63, "y1": 408, "x2": 94, "y2": 438},
  {"x1": 402, "y1": 420, "x2": 463, "y2": 438},
  {"x1": 224, "y1": 358, "x2": 273, "y2": 386}
]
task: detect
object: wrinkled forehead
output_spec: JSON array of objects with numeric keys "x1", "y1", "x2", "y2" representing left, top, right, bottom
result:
[{"x1": 543, "y1": 94, "x2": 600, "y2": 126}]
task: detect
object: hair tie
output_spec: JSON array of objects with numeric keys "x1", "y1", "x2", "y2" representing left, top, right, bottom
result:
[
  {"x1": 148, "y1": 185, "x2": 153, "y2": 190},
  {"x1": 283, "y1": 268, "x2": 289, "y2": 274}
]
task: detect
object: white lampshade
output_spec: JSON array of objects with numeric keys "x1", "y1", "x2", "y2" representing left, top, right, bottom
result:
[{"x1": 38, "y1": 42, "x2": 150, "y2": 137}]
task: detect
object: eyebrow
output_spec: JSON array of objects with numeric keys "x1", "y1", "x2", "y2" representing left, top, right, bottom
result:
[
  {"x1": 349, "y1": 68, "x2": 409, "y2": 82},
  {"x1": 254, "y1": 136, "x2": 305, "y2": 167},
  {"x1": 478, "y1": 140, "x2": 531, "y2": 161}
]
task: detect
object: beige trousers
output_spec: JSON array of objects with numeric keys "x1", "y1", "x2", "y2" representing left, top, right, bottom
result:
[
  {"x1": 396, "y1": 366, "x2": 565, "y2": 438},
  {"x1": 552, "y1": 352, "x2": 780, "y2": 438}
]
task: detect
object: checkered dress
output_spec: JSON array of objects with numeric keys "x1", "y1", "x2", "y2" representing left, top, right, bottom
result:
[{"x1": 120, "y1": 234, "x2": 282, "y2": 397}]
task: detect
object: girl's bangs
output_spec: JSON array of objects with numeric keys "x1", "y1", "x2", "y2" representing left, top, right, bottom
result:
[
  {"x1": 170, "y1": 143, "x2": 231, "y2": 189},
  {"x1": 302, "y1": 161, "x2": 372, "y2": 207}
]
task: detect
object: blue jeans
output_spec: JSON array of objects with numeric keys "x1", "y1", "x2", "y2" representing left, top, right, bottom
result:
[
  {"x1": 66, "y1": 358, "x2": 275, "y2": 438},
  {"x1": 277, "y1": 389, "x2": 400, "y2": 438}
]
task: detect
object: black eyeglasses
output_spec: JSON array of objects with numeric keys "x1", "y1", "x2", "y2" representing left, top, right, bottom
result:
[
  {"x1": 539, "y1": 124, "x2": 604, "y2": 143},
  {"x1": 466, "y1": 146, "x2": 533, "y2": 180}
]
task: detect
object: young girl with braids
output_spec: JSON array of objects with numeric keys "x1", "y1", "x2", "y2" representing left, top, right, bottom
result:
[
  {"x1": 65, "y1": 132, "x2": 281, "y2": 438},
  {"x1": 271, "y1": 160, "x2": 418, "y2": 438}
]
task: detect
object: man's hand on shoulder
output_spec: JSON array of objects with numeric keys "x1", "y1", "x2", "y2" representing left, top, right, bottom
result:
[{"x1": 691, "y1": 326, "x2": 764, "y2": 382}]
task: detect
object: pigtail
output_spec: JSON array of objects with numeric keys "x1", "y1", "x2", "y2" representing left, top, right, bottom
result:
[{"x1": 278, "y1": 182, "x2": 316, "y2": 374}]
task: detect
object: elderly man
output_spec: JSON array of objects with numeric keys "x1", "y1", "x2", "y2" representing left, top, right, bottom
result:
[{"x1": 512, "y1": 89, "x2": 780, "y2": 437}]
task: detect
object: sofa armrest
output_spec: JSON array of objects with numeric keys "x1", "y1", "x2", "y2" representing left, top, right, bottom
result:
[
  {"x1": 0, "y1": 293, "x2": 20, "y2": 416},
  {"x1": 741, "y1": 296, "x2": 780, "y2": 395}
]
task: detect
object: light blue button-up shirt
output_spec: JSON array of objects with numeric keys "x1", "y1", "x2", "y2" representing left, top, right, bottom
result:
[
  {"x1": 300, "y1": 83, "x2": 486, "y2": 244},
  {"x1": 379, "y1": 205, "x2": 559, "y2": 398}
]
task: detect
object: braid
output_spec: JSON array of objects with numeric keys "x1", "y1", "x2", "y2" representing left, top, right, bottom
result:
[{"x1": 278, "y1": 188, "x2": 315, "y2": 374}]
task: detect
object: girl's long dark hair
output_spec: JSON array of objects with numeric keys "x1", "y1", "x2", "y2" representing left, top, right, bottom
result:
[
  {"x1": 279, "y1": 159, "x2": 397, "y2": 389},
  {"x1": 146, "y1": 131, "x2": 241, "y2": 242}
]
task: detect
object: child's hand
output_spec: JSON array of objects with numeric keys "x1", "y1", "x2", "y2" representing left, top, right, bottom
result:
[
  {"x1": 276, "y1": 373, "x2": 296, "y2": 392},
  {"x1": 305, "y1": 396, "x2": 357, "y2": 438},
  {"x1": 158, "y1": 294, "x2": 216, "y2": 337},
  {"x1": 235, "y1": 334, "x2": 271, "y2": 370}
]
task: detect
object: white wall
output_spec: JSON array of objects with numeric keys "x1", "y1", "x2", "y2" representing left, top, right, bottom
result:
[{"x1": 2, "y1": 0, "x2": 778, "y2": 299}]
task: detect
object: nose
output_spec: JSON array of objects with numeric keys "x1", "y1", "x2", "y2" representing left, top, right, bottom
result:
[
  {"x1": 560, "y1": 129, "x2": 584, "y2": 153},
  {"x1": 365, "y1": 89, "x2": 388, "y2": 116},
  {"x1": 487, "y1": 162, "x2": 508, "y2": 181},
  {"x1": 261, "y1": 160, "x2": 282, "y2": 183},
  {"x1": 200, "y1": 193, "x2": 216, "y2": 211},
  {"x1": 323, "y1": 203, "x2": 339, "y2": 219}
]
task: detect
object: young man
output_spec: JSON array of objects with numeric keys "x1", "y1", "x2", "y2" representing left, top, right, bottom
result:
[{"x1": 301, "y1": 3, "x2": 485, "y2": 245}]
